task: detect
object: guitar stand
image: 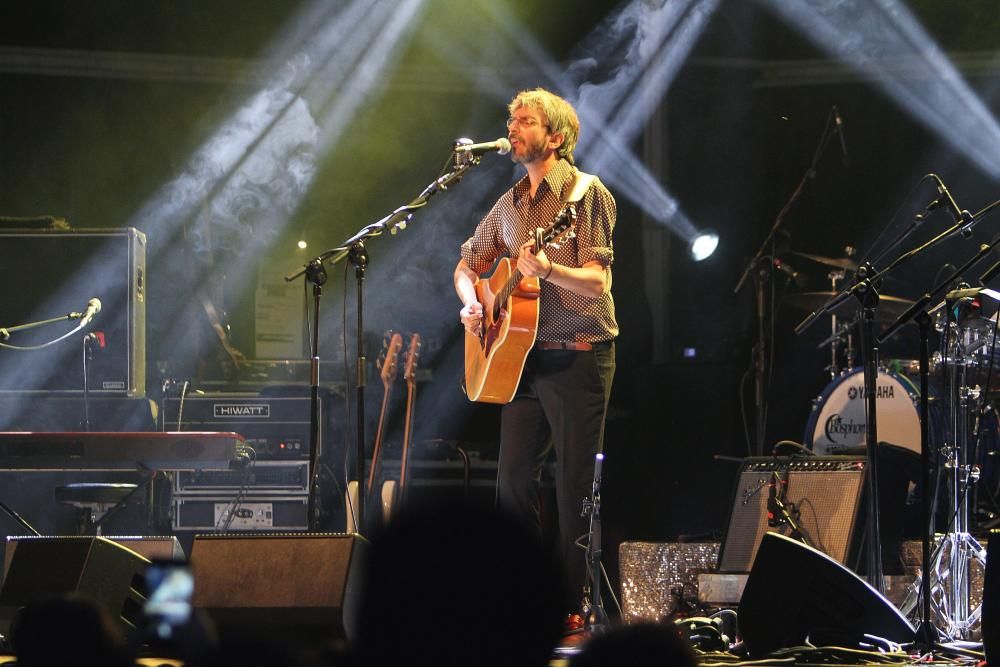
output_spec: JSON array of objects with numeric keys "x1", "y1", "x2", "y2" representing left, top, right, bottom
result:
[{"x1": 580, "y1": 452, "x2": 607, "y2": 633}]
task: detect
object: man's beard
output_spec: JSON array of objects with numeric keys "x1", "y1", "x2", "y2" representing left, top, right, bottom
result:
[{"x1": 510, "y1": 134, "x2": 548, "y2": 164}]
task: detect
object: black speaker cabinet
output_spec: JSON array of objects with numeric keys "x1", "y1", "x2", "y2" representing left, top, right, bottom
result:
[
  {"x1": 0, "y1": 228, "x2": 146, "y2": 398},
  {"x1": 190, "y1": 532, "x2": 368, "y2": 642},
  {"x1": 719, "y1": 457, "x2": 867, "y2": 573},
  {"x1": 739, "y1": 533, "x2": 914, "y2": 655},
  {"x1": 0, "y1": 536, "x2": 150, "y2": 630}
]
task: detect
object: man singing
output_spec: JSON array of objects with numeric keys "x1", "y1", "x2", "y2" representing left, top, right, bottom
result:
[{"x1": 454, "y1": 88, "x2": 617, "y2": 616}]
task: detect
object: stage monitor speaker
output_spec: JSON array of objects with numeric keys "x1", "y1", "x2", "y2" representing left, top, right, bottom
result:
[
  {"x1": 190, "y1": 532, "x2": 368, "y2": 643},
  {"x1": 3, "y1": 535, "x2": 182, "y2": 583},
  {"x1": 719, "y1": 457, "x2": 867, "y2": 573},
  {"x1": 984, "y1": 530, "x2": 1000, "y2": 665},
  {"x1": 0, "y1": 536, "x2": 149, "y2": 630},
  {"x1": 738, "y1": 533, "x2": 914, "y2": 656}
]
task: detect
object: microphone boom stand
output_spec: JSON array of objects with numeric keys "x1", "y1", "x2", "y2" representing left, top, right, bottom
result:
[
  {"x1": 581, "y1": 453, "x2": 607, "y2": 633},
  {"x1": 0, "y1": 311, "x2": 87, "y2": 535},
  {"x1": 734, "y1": 111, "x2": 836, "y2": 455},
  {"x1": 285, "y1": 155, "x2": 479, "y2": 531},
  {"x1": 794, "y1": 199, "x2": 1000, "y2": 596}
]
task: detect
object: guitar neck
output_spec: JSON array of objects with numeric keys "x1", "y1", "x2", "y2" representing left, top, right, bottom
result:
[
  {"x1": 366, "y1": 386, "x2": 393, "y2": 495},
  {"x1": 398, "y1": 382, "x2": 416, "y2": 495},
  {"x1": 495, "y1": 227, "x2": 547, "y2": 316}
]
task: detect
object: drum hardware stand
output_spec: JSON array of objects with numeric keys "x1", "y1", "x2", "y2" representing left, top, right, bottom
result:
[
  {"x1": 580, "y1": 453, "x2": 608, "y2": 634},
  {"x1": 881, "y1": 256, "x2": 1000, "y2": 642},
  {"x1": 285, "y1": 151, "x2": 479, "y2": 531},
  {"x1": 913, "y1": 291, "x2": 990, "y2": 640}
]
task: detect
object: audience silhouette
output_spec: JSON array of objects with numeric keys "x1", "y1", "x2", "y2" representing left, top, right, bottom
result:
[{"x1": 355, "y1": 500, "x2": 567, "y2": 666}]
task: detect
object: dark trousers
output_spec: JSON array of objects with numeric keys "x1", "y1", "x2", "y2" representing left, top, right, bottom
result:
[{"x1": 497, "y1": 341, "x2": 615, "y2": 611}]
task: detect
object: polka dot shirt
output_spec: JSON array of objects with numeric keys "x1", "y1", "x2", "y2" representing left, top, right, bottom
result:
[{"x1": 460, "y1": 159, "x2": 618, "y2": 343}]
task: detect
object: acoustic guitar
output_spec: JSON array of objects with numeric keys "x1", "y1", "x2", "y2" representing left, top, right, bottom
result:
[{"x1": 464, "y1": 206, "x2": 577, "y2": 404}]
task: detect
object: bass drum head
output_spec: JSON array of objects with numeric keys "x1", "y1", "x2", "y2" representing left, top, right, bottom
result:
[{"x1": 805, "y1": 368, "x2": 920, "y2": 455}]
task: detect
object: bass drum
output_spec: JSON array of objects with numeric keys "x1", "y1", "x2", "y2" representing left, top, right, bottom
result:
[{"x1": 805, "y1": 368, "x2": 921, "y2": 455}]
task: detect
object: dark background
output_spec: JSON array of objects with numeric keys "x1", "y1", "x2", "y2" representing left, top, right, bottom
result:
[{"x1": 3, "y1": 0, "x2": 1000, "y2": 599}]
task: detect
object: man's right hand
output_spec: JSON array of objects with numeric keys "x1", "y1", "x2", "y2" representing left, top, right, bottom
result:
[{"x1": 460, "y1": 301, "x2": 483, "y2": 336}]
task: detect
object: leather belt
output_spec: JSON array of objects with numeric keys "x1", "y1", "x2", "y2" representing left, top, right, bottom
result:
[{"x1": 536, "y1": 341, "x2": 593, "y2": 351}]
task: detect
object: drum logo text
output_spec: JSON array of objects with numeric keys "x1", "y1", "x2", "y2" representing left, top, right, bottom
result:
[
  {"x1": 847, "y1": 384, "x2": 895, "y2": 400},
  {"x1": 825, "y1": 414, "x2": 866, "y2": 441}
]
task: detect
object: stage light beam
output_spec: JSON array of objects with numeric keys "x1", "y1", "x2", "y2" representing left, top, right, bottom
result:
[
  {"x1": 475, "y1": 0, "x2": 719, "y2": 254},
  {"x1": 760, "y1": 0, "x2": 1000, "y2": 180}
]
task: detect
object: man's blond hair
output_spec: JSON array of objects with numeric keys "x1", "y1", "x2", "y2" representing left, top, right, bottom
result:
[{"x1": 508, "y1": 88, "x2": 580, "y2": 165}]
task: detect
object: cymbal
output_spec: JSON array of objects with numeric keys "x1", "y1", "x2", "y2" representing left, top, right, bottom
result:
[
  {"x1": 785, "y1": 291, "x2": 915, "y2": 322},
  {"x1": 792, "y1": 251, "x2": 859, "y2": 271}
]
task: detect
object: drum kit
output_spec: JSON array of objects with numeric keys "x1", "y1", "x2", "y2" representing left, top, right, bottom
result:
[{"x1": 784, "y1": 249, "x2": 998, "y2": 640}]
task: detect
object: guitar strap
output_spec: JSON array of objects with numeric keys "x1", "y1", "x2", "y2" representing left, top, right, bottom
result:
[{"x1": 565, "y1": 169, "x2": 596, "y2": 205}]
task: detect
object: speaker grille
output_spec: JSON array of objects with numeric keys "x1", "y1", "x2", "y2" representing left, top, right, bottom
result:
[{"x1": 719, "y1": 457, "x2": 866, "y2": 573}]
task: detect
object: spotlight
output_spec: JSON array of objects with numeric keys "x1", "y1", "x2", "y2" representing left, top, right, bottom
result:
[
  {"x1": 297, "y1": 240, "x2": 308, "y2": 249},
  {"x1": 689, "y1": 231, "x2": 718, "y2": 261}
]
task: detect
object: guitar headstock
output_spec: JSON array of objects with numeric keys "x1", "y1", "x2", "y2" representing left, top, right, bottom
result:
[
  {"x1": 379, "y1": 331, "x2": 404, "y2": 388},
  {"x1": 404, "y1": 333, "x2": 421, "y2": 387},
  {"x1": 536, "y1": 204, "x2": 577, "y2": 251}
]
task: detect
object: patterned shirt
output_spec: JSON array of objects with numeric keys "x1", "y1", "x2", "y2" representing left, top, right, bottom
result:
[{"x1": 460, "y1": 159, "x2": 618, "y2": 343}]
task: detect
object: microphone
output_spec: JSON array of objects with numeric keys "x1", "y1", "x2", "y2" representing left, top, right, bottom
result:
[
  {"x1": 767, "y1": 472, "x2": 780, "y2": 528},
  {"x1": 453, "y1": 137, "x2": 512, "y2": 156},
  {"x1": 833, "y1": 106, "x2": 849, "y2": 166},
  {"x1": 591, "y1": 452, "x2": 604, "y2": 495},
  {"x1": 79, "y1": 298, "x2": 102, "y2": 326},
  {"x1": 916, "y1": 175, "x2": 975, "y2": 234}
]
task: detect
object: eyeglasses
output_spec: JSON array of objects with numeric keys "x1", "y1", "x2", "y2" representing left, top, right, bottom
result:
[{"x1": 505, "y1": 116, "x2": 547, "y2": 130}]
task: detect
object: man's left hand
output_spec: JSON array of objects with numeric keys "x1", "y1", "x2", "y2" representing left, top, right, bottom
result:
[{"x1": 517, "y1": 240, "x2": 552, "y2": 278}]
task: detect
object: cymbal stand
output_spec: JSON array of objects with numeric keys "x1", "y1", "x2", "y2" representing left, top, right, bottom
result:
[{"x1": 920, "y1": 309, "x2": 986, "y2": 640}]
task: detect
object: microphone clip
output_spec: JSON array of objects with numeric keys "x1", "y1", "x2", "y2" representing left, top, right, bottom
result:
[{"x1": 453, "y1": 139, "x2": 479, "y2": 167}]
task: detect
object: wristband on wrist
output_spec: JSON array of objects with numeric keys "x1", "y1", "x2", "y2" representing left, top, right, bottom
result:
[{"x1": 543, "y1": 262, "x2": 554, "y2": 281}]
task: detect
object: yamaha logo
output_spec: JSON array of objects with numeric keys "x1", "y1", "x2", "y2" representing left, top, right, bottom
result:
[{"x1": 214, "y1": 404, "x2": 270, "y2": 418}]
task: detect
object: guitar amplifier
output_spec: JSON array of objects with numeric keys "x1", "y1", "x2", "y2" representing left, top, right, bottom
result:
[
  {"x1": 161, "y1": 392, "x2": 324, "y2": 461},
  {"x1": 0, "y1": 228, "x2": 146, "y2": 397},
  {"x1": 718, "y1": 456, "x2": 867, "y2": 573}
]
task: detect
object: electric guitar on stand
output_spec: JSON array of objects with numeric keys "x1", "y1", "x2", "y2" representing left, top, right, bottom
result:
[
  {"x1": 346, "y1": 331, "x2": 402, "y2": 533},
  {"x1": 463, "y1": 207, "x2": 577, "y2": 404}
]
